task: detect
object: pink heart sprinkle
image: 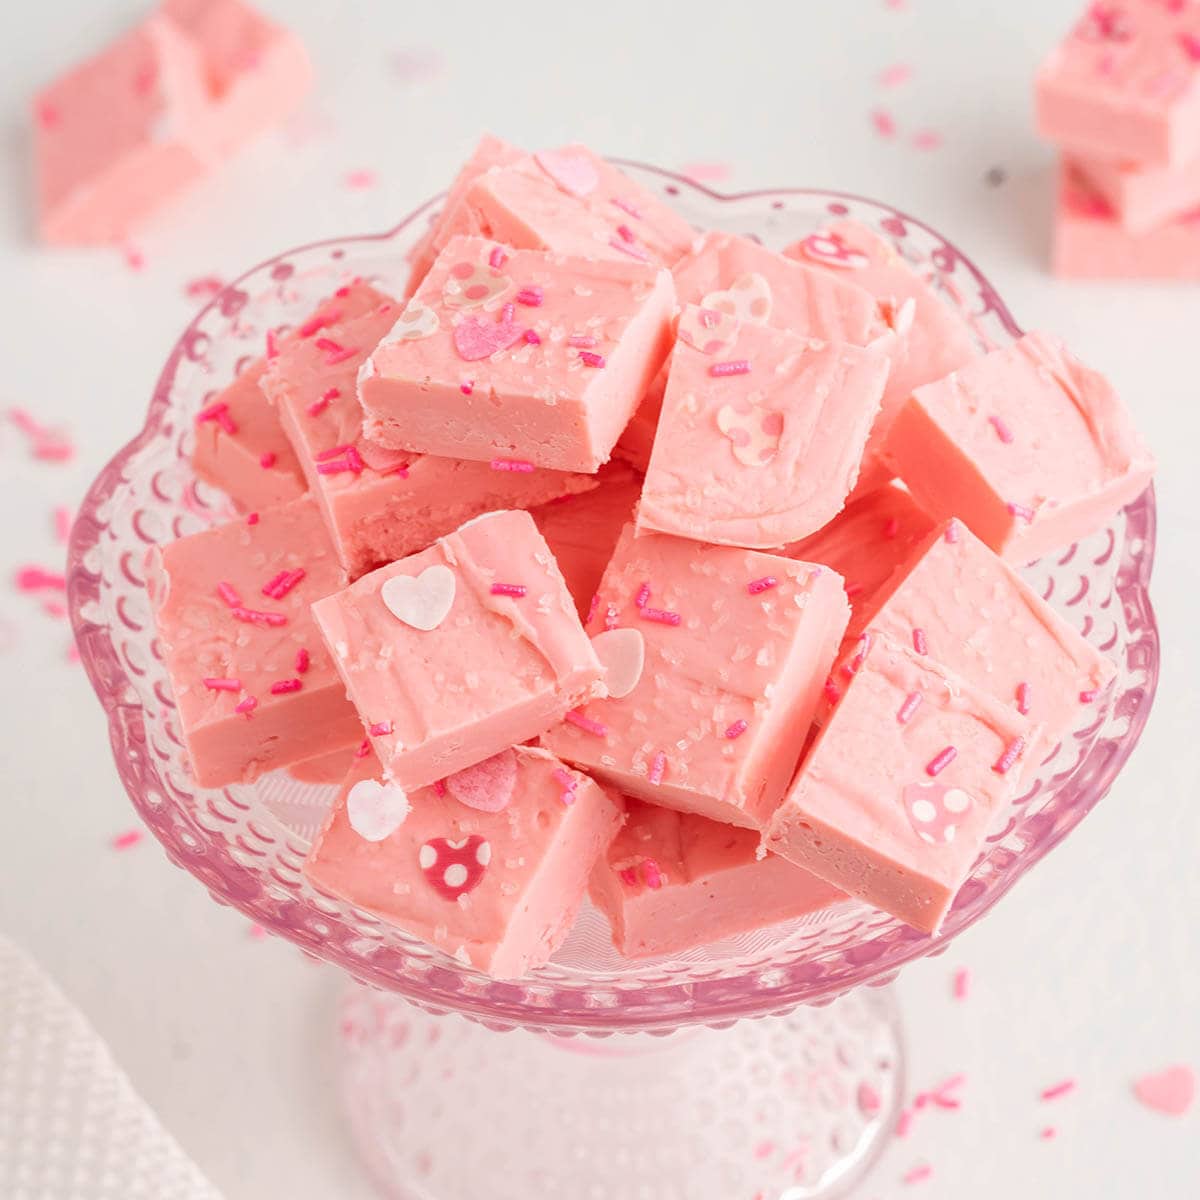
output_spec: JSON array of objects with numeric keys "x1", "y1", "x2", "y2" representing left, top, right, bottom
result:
[
  {"x1": 444, "y1": 748, "x2": 518, "y2": 813},
  {"x1": 534, "y1": 149, "x2": 599, "y2": 198},
  {"x1": 1133, "y1": 1065, "x2": 1195, "y2": 1116},
  {"x1": 453, "y1": 315, "x2": 523, "y2": 362}
]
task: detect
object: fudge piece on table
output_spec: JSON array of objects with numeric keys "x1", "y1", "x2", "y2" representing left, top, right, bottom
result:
[
  {"x1": 590, "y1": 797, "x2": 843, "y2": 958},
  {"x1": 849, "y1": 518, "x2": 1116, "y2": 760},
  {"x1": 782, "y1": 483, "x2": 936, "y2": 621},
  {"x1": 531, "y1": 462, "x2": 643, "y2": 619},
  {"x1": 312, "y1": 510, "x2": 604, "y2": 793},
  {"x1": 464, "y1": 143, "x2": 697, "y2": 268},
  {"x1": 358, "y1": 236, "x2": 675, "y2": 472},
  {"x1": 1072, "y1": 151, "x2": 1200, "y2": 235},
  {"x1": 637, "y1": 308, "x2": 888, "y2": 548},
  {"x1": 1053, "y1": 159, "x2": 1200, "y2": 279},
  {"x1": 1035, "y1": 0, "x2": 1200, "y2": 167},
  {"x1": 305, "y1": 746, "x2": 623, "y2": 979},
  {"x1": 145, "y1": 496, "x2": 362, "y2": 787},
  {"x1": 264, "y1": 292, "x2": 594, "y2": 577},
  {"x1": 765, "y1": 636, "x2": 1033, "y2": 934},
  {"x1": 541, "y1": 524, "x2": 850, "y2": 830},
  {"x1": 884, "y1": 330, "x2": 1154, "y2": 563},
  {"x1": 193, "y1": 280, "x2": 386, "y2": 512}
]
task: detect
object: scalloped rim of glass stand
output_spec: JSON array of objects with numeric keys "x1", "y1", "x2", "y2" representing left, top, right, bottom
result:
[{"x1": 67, "y1": 163, "x2": 1161, "y2": 1033}]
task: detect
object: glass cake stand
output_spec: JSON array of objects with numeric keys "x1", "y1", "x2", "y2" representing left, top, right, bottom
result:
[{"x1": 67, "y1": 165, "x2": 1160, "y2": 1200}]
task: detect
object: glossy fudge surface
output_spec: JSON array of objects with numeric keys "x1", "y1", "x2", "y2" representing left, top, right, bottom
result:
[
  {"x1": 542, "y1": 525, "x2": 850, "y2": 830},
  {"x1": 766, "y1": 636, "x2": 1032, "y2": 934},
  {"x1": 359, "y1": 236, "x2": 675, "y2": 472},
  {"x1": 885, "y1": 330, "x2": 1155, "y2": 563},
  {"x1": 638, "y1": 309, "x2": 887, "y2": 548},
  {"x1": 590, "y1": 798, "x2": 843, "y2": 958},
  {"x1": 305, "y1": 746, "x2": 623, "y2": 978},
  {"x1": 145, "y1": 496, "x2": 361, "y2": 787},
  {"x1": 312, "y1": 510, "x2": 604, "y2": 792}
]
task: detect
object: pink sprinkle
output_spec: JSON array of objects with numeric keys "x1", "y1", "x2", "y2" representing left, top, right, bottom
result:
[
  {"x1": 944, "y1": 520, "x2": 959, "y2": 543},
  {"x1": 565, "y1": 709, "x2": 608, "y2": 736},
  {"x1": 609, "y1": 236, "x2": 650, "y2": 261},
  {"x1": 926, "y1": 746, "x2": 957, "y2": 776},
  {"x1": 879, "y1": 62, "x2": 912, "y2": 88},
  {"x1": 308, "y1": 387, "x2": 340, "y2": 416},
  {"x1": 871, "y1": 108, "x2": 897, "y2": 138},
  {"x1": 989, "y1": 415, "x2": 1015, "y2": 444},
  {"x1": 354, "y1": 738, "x2": 371, "y2": 758},
  {"x1": 433, "y1": 778, "x2": 447, "y2": 796},
  {"x1": 709, "y1": 359, "x2": 751, "y2": 377},
  {"x1": 634, "y1": 582, "x2": 651, "y2": 609},
  {"x1": 262, "y1": 568, "x2": 306, "y2": 599},
  {"x1": 500, "y1": 302, "x2": 515, "y2": 325},
  {"x1": 265, "y1": 329, "x2": 280, "y2": 359},
  {"x1": 523, "y1": 329, "x2": 542, "y2": 345},
  {"x1": 611, "y1": 197, "x2": 642, "y2": 219},
  {"x1": 121, "y1": 243, "x2": 145, "y2": 272},
  {"x1": 847, "y1": 632, "x2": 872, "y2": 675},
  {"x1": 260, "y1": 452, "x2": 277, "y2": 469},
  {"x1": 568, "y1": 334, "x2": 598, "y2": 347},
  {"x1": 490, "y1": 583, "x2": 528, "y2": 597},
  {"x1": 298, "y1": 307, "x2": 340, "y2": 337},
  {"x1": 203, "y1": 677, "x2": 242, "y2": 692},
  {"x1": 316, "y1": 454, "x2": 363, "y2": 476},
  {"x1": 912, "y1": 627, "x2": 928, "y2": 655},
  {"x1": 248, "y1": 923, "x2": 267, "y2": 940},
  {"x1": 641, "y1": 858, "x2": 664, "y2": 888},
  {"x1": 748, "y1": 576, "x2": 778, "y2": 595},
  {"x1": 1040, "y1": 1079, "x2": 1076, "y2": 1102},
  {"x1": 679, "y1": 161, "x2": 732, "y2": 183},
  {"x1": 1079, "y1": 688, "x2": 1099, "y2": 703},
  {"x1": 912, "y1": 129, "x2": 943, "y2": 151},
  {"x1": 315, "y1": 337, "x2": 357, "y2": 365},
  {"x1": 42, "y1": 601, "x2": 67, "y2": 619},
  {"x1": 615, "y1": 223, "x2": 636, "y2": 243},
  {"x1": 902, "y1": 1164, "x2": 933, "y2": 1186},
  {"x1": 196, "y1": 400, "x2": 229, "y2": 426},
  {"x1": 295, "y1": 647, "x2": 310, "y2": 674},
  {"x1": 586, "y1": 594, "x2": 600, "y2": 623},
  {"x1": 553, "y1": 767, "x2": 576, "y2": 791},
  {"x1": 1016, "y1": 681, "x2": 1032, "y2": 714},
  {"x1": 491, "y1": 458, "x2": 534, "y2": 473},
  {"x1": 725, "y1": 719, "x2": 749, "y2": 739},
  {"x1": 270, "y1": 678, "x2": 303, "y2": 694},
  {"x1": 824, "y1": 677, "x2": 842, "y2": 705},
  {"x1": 1007, "y1": 502, "x2": 1035, "y2": 522},
  {"x1": 896, "y1": 1109, "x2": 914, "y2": 1137},
  {"x1": 952, "y1": 967, "x2": 970, "y2": 1000},
  {"x1": 619, "y1": 866, "x2": 639, "y2": 887},
  {"x1": 648, "y1": 751, "x2": 667, "y2": 786},
  {"x1": 184, "y1": 275, "x2": 224, "y2": 300},
  {"x1": 235, "y1": 695, "x2": 258, "y2": 717},
  {"x1": 1040, "y1": 1126, "x2": 1057, "y2": 1141},
  {"x1": 488, "y1": 246, "x2": 507, "y2": 268},
  {"x1": 517, "y1": 287, "x2": 544, "y2": 307},
  {"x1": 579, "y1": 350, "x2": 606, "y2": 368},
  {"x1": 993, "y1": 736, "x2": 1026, "y2": 775},
  {"x1": 460, "y1": 382, "x2": 474, "y2": 395},
  {"x1": 884, "y1": 517, "x2": 900, "y2": 538},
  {"x1": 559, "y1": 788, "x2": 576, "y2": 807},
  {"x1": 369, "y1": 721, "x2": 393, "y2": 736},
  {"x1": 15, "y1": 566, "x2": 66, "y2": 592},
  {"x1": 111, "y1": 830, "x2": 143, "y2": 851},
  {"x1": 246, "y1": 512, "x2": 259, "y2": 526},
  {"x1": 640, "y1": 606, "x2": 682, "y2": 627},
  {"x1": 231, "y1": 606, "x2": 288, "y2": 627}
]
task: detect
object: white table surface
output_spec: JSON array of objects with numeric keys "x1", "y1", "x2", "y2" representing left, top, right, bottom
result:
[{"x1": 1, "y1": 1, "x2": 1197, "y2": 1196}]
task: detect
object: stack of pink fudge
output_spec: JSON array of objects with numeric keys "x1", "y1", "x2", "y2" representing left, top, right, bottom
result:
[
  {"x1": 147, "y1": 135, "x2": 1154, "y2": 979},
  {"x1": 1037, "y1": 0, "x2": 1200, "y2": 277}
]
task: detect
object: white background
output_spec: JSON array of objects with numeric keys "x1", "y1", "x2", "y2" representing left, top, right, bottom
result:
[{"x1": 1, "y1": 1, "x2": 1198, "y2": 1196}]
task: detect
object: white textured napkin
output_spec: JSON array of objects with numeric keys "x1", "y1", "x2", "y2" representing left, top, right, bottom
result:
[{"x1": 0, "y1": 936, "x2": 224, "y2": 1200}]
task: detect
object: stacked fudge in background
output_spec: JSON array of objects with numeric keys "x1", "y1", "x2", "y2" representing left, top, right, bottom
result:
[
  {"x1": 147, "y1": 134, "x2": 1154, "y2": 979},
  {"x1": 1037, "y1": 0, "x2": 1200, "y2": 278}
]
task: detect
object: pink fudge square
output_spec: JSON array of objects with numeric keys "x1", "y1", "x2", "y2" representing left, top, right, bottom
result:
[
  {"x1": 1074, "y1": 149, "x2": 1200, "y2": 233},
  {"x1": 884, "y1": 331, "x2": 1155, "y2": 563},
  {"x1": 304, "y1": 746, "x2": 623, "y2": 978},
  {"x1": 358, "y1": 236, "x2": 676, "y2": 472},
  {"x1": 637, "y1": 308, "x2": 888, "y2": 548},
  {"x1": 783, "y1": 483, "x2": 937, "y2": 617},
  {"x1": 192, "y1": 281, "x2": 386, "y2": 512},
  {"x1": 541, "y1": 525, "x2": 850, "y2": 830},
  {"x1": 405, "y1": 132, "x2": 524, "y2": 295},
  {"x1": 1035, "y1": 1, "x2": 1200, "y2": 167},
  {"x1": 265, "y1": 294, "x2": 597, "y2": 577},
  {"x1": 616, "y1": 230, "x2": 893, "y2": 472},
  {"x1": 765, "y1": 636, "x2": 1033, "y2": 933},
  {"x1": 312, "y1": 510, "x2": 605, "y2": 793},
  {"x1": 1054, "y1": 159, "x2": 1200, "y2": 277},
  {"x1": 464, "y1": 143, "x2": 697, "y2": 268},
  {"x1": 851, "y1": 518, "x2": 1117, "y2": 760},
  {"x1": 531, "y1": 462, "x2": 643, "y2": 619},
  {"x1": 145, "y1": 496, "x2": 362, "y2": 787},
  {"x1": 590, "y1": 797, "x2": 844, "y2": 958}
]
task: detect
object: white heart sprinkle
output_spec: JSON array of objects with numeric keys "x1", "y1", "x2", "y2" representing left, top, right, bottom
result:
[
  {"x1": 347, "y1": 778, "x2": 410, "y2": 843},
  {"x1": 590, "y1": 628, "x2": 645, "y2": 699},
  {"x1": 381, "y1": 564, "x2": 456, "y2": 630}
]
